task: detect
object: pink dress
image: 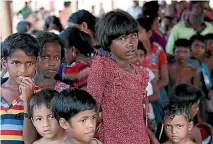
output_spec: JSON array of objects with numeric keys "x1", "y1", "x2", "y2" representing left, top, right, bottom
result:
[{"x1": 87, "y1": 57, "x2": 150, "y2": 144}]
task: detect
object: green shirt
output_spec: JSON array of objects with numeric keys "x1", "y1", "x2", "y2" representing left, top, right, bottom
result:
[{"x1": 166, "y1": 21, "x2": 213, "y2": 55}]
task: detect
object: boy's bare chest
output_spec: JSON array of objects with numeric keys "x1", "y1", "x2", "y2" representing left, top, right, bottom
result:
[{"x1": 170, "y1": 67, "x2": 195, "y2": 84}]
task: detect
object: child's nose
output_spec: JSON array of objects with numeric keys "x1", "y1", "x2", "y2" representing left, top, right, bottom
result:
[{"x1": 43, "y1": 118, "x2": 50, "y2": 127}]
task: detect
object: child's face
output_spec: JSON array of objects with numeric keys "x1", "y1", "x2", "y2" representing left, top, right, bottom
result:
[
  {"x1": 164, "y1": 115, "x2": 192, "y2": 144},
  {"x1": 32, "y1": 104, "x2": 62, "y2": 139},
  {"x1": 191, "y1": 100, "x2": 200, "y2": 117},
  {"x1": 191, "y1": 40, "x2": 205, "y2": 59},
  {"x1": 37, "y1": 42, "x2": 61, "y2": 78},
  {"x1": 3, "y1": 50, "x2": 37, "y2": 84},
  {"x1": 138, "y1": 26, "x2": 151, "y2": 43},
  {"x1": 206, "y1": 39, "x2": 213, "y2": 55},
  {"x1": 174, "y1": 47, "x2": 191, "y2": 63},
  {"x1": 110, "y1": 33, "x2": 138, "y2": 61},
  {"x1": 65, "y1": 48, "x2": 76, "y2": 65},
  {"x1": 131, "y1": 49, "x2": 145, "y2": 66},
  {"x1": 62, "y1": 110, "x2": 97, "y2": 143}
]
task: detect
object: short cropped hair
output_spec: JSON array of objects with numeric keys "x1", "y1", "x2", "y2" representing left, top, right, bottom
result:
[
  {"x1": 51, "y1": 88, "x2": 98, "y2": 121},
  {"x1": 96, "y1": 9, "x2": 138, "y2": 52},
  {"x1": 44, "y1": 15, "x2": 63, "y2": 32},
  {"x1": 190, "y1": 34, "x2": 205, "y2": 44},
  {"x1": 30, "y1": 89, "x2": 59, "y2": 116},
  {"x1": 36, "y1": 32, "x2": 65, "y2": 59},
  {"x1": 169, "y1": 84, "x2": 203, "y2": 106},
  {"x1": 137, "y1": 17, "x2": 152, "y2": 32},
  {"x1": 68, "y1": 9, "x2": 97, "y2": 33},
  {"x1": 16, "y1": 20, "x2": 31, "y2": 33},
  {"x1": 163, "y1": 102, "x2": 192, "y2": 122},
  {"x1": 204, "y1": 33, "x2": 213, "y2": 42},
  {"x1": 2, "y1": 33, "x2": 40, "y2": 60},
  {"x1": 59, "y1": 27, "x2": 94, "y2": 55},
  {"x1": 174, "y1": 39, "x2": 191, "y2": 52}
]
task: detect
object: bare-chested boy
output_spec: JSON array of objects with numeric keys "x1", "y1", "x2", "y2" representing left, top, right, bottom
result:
[{"x1": 168, "y1": 39, "x2": 199, "y2": 88}]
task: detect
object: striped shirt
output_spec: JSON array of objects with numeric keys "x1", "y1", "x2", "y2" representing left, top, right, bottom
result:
[
  {"x1": 1, "y1": 95, "x2": 24, "y2": 144},
  {"x1": 62, "y1": 60, "x2": 92, "y2": 89}
]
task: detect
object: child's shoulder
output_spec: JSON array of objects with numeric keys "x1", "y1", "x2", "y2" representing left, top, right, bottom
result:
[
  {"x1": 32, "y1": 138, "x2": 44, "y2": 144},
  {"x1": 89, "y1": 138, "x2": 102, "y2": 144}
]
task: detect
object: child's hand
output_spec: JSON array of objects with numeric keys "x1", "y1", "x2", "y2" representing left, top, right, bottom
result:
[
  {"x1": 150, "y1": 137, "x2": 160, "y2": 144},
  {"x1": 19, "y1": 76, "x2": 35, "y2": 102}
]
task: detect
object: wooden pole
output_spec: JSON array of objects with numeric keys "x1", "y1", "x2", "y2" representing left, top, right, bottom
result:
[{"x1": 1, "y1": 1, "x2": 13, "y2": 40}]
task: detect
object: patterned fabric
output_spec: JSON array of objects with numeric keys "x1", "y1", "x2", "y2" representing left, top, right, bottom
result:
[
  {"x1": 62, "y1": 60, "x2": 92, "y2": 89},
  {"x1": 87, "y1": 57, "x2": 150, "y2": 144},
  {"x1": 34, "y1": 80, "x2": 69, "y2": 93}
]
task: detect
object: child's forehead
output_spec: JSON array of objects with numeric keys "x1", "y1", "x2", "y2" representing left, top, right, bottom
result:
[
  {"x1": 72, "y1": 109, "x2": 97, "y2": 119},
  {"x1": 33, "y1": 104, "x2": 51, "y2": 113},
  {"x1": 7, "y1": 49, "x2": 37, "y2": 60},
  {"x1": 164, "y1": 115, "x2": 188, "y2": 123}
]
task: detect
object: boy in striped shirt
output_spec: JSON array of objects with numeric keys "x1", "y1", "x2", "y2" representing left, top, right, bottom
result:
[{"x1": 0, "y1": 33, "x2": 40, "y2": 144}]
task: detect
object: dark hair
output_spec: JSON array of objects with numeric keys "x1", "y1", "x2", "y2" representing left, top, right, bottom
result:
[
  {"x1": 68, "y1": 9, "x2": 97, "y2": 33},
  {"x1": 95, "y1": 9, "x2": 138, "y2": 52},
  {"x1": 44, "y1": 15, "x2": 63, "y2": 32},
  {"x1": 59, "y1": 27, "x2": 94, "y2": 55},
  {"x1": 64, "y1": 1, "x2": 71, "y2": 7},
  {"x1": 189, "y1": 1, "x2": 208, "y2": 6},
  {"x1": 205, "y1": 33, "x2": 213, "y2": 42},
  {"x1": 163, "y1": 102, "x2": 192, "y2": 122},
  {"x1": 16, "y1": 20, "x2": 31, "y2": 33},
  {"x1": 169, "y1": 84, "x2": 203, "y2": 106},
  {"x1": 138, "y1": 41, "x2": 147, "y2": 54},
  {"x1": 137, "y1": 17, "x2": 152, "y2": 32},
  {"x1": 36, "y1": 32, "x2": 65, "y2": 59},
  {"x1": 51, "y1": 88, "x2": 98, "y2": 121},
  {"x1": 190, "y1": 34, "x2": 205, "y2": 44},
  {"x1": 30, "y1": 89, "x2": 59, "y2": 116},
  {"x1": 141, "y1": 1, "x2": 159, "y2": 23},
  {"x1": 174, "y1": 39, "x2": 191, "y2": 52},
  {"x1": 2, "y1": 33, "x2": 40, "y2": 60}
]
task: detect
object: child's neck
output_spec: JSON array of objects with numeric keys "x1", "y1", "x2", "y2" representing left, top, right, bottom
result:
[
  {"x1": 4, "y1": 77, "x2": 20, "y2": 88},
  {"x1": 176, "y1": 61, "x2": 187, "y2": 67},
  {"x1": 168, "y1": 138, "x2": 193, "y2": 144},
  {"x1": 44, "y1": 129, "x2": 66, "y2": 143},
  {"x1": 34, "y1": 73, "x2": 56, "y2": 89},
  {"x1": 143, "y1": 40, "x2": 151, "y2": 51},
  {"x1": 66, "y1": 137, "x2": 90, "y2": 144},
  {"x1": 75, "y1": 54, "x2": 90, "y2": 63}
]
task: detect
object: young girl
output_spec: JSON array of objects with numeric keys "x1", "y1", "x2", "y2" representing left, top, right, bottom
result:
[
  {"x1": 87, "y1": 10, "x2": 150, "y2": 143},
  {"x1": 35, "y1": 32, "x2": 69, "y2": 92},
  {"x1": 59, "y1": 27, "x2": 94, "y2": 89}
]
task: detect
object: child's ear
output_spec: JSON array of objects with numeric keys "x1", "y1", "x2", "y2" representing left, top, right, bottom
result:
[
  {"x1": 1, "y1": 58, "x2": 7, "y2": 70},
  {"x1": 59, "y1": 118, "x2": 69, "y2": 130},
  {"x1": 188, "y1": 121, "x2": 194, "y2": 132},
  {"x1": 147, "y1": 30, "x2": 152, "y2": 38},
  {"x1": 80, "y1": 22, "x2": 88, "y2": 32}
]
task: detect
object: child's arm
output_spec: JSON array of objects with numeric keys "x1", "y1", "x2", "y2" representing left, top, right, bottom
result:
[
  {"x1": 147, "y1": 128, "x2": 160, "y2": 144},
  {"x1": 192, "y1": 68, "x2": 199, "y2": 88},
  {"x1": 19, "y1": 77, "x2": 38, "y2": 144},
  {"x1": 87, "y1": 59, "x2": 105, "y2": 104},
  {"x1": 148, "y1": 80, "x2": 160, "y2": 102},
  {"x1": 191, "y1": 126, "x2": 202, "y2": 144}
]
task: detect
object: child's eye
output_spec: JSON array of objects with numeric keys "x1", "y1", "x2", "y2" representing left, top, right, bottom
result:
[
  {"x1": 55, "y1": 56, "x2": 61, "y2": 60},
  {"x1": 48, "y1": 115, "x2": 55, "y2": 120},
  {"x1": 81, "y1": 119, "x2": 87, "y2": 123},
  {"x1": 117, "y1": 36, "x2": 126, "y2": 41},
  {"x1": 36, "y1": 118, "x2": 42, "y2": 121},
  {"x1": 11, "y1": 61, "x2": 19, "y2": 65},
  {"x1": 165, "y1": 125, "x2": 171, "y2": 129},
  {"x1": 26, "y1": 62, "x2": 35, "y2": 66},
  {"x1": 91, "y1": 115, "x2": 97, "y2": 120},
  {"x1": 177, "y1": 125, "x2": 183, "y2": 129},
  {"x1": 42, "y1": 56, "x2": 49, "y2": 60},
  {"x1": 131, "y1": 33, "x2": 138, "y2": 39}
]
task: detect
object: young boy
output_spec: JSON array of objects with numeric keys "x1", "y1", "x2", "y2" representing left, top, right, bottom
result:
[
  {"x1": 34, "y1": 32, "x2": 69, "y2": 92},
  {"x1": 168, "y1": 39, "x2": 199, "y2": 88},
  {"x1": 162, "y1": 102, "x2": 195, "y2": 144},
  {"x1": 30, "y1": 89, "x2": 66, "y2": 144},
  {"x1": 51, "y1": 88, "x2": 102, "y2": 144},
  {"x1": 0, "y1": 33, "x2": 40, "y2": 144}
]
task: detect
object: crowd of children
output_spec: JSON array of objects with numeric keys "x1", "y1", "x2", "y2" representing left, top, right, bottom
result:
[{"x1": 1, "y1": 1, "x2": 213, "y2": 144}]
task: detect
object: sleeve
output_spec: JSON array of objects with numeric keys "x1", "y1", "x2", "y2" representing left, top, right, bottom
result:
[
  {"x1": 159, "y1": 50, "x2": 168, "y2": 66},
  {"x1": 166, "y1": 26, "x2": 178, "y2": 56},
  {"x1": 86, "y1": 59, "x2": 105, "y2": 104}
]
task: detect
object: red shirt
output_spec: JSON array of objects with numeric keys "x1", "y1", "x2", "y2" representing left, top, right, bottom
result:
[
  {"x1": 87, "y1": 57, "x2": 150, "y2": 144},
  {"x1": 142, "y1": 43, "x2": 168, "y2": 80}
]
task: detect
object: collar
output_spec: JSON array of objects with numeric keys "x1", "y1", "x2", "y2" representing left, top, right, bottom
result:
[{"x1": 184, "y1": 19, "x2": 207, "y2": 33}]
